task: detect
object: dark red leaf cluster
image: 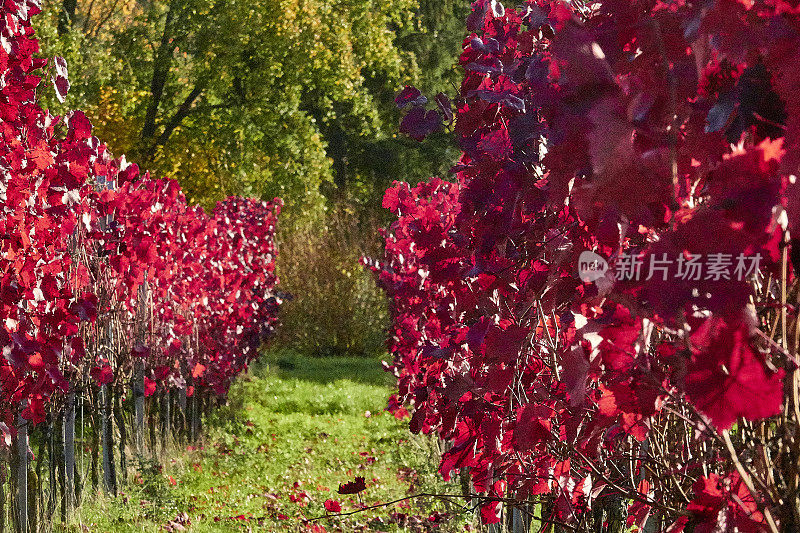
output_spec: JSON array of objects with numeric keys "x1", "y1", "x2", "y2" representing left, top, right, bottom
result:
[
  {"x1": 337, "y1": 476, "x2": 367, "y2": 495},
  {"x1": 371, "y1": 0, "x2": 800, "y2": 528}
]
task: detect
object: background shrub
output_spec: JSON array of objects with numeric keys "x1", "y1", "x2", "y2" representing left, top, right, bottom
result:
[{"x1": 275, "y1": 207, "x2": 388, "y2": 357}]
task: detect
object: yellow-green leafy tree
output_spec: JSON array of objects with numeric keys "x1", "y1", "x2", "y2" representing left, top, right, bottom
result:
[
  {"x1": 36, "y1": 0, "x2": 466, "y2": 356},
  {"x1": 38, "y1": 0, "x2": 422, "y2": 217}
]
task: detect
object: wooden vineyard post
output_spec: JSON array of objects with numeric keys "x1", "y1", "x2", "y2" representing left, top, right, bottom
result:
[
  {"x1": 133, "y1": 275, "x2": 148, "y2": 457},
  {"x1": 100, "y1": 384, "x2": 116, "y2": 495},
  {"x1": 185, "y1": 351, "x2": 196, "y2": 443},
  {"x1": 189, "y1": 386, "x2": 197, "y2": 442},
  {"x1": 148, "y1": 397, "x2": 157, "y2": 457},
  {"x1": 94, "y1": 177, "x2": 117, "y2": 494},
  {"x1": 90, "y1": 427, "x2": 99, "y2": 493},
  {"x1": 1, "y1": 454, "x2": 6, "y2": 533},
  {"x1": 177, "y1": 372, "x2": 187, "y2": 444},
  {"x1": 113, "y1": 394, "x2": 128, "y2": 482},
  {"x1": 511, "y1": 506, "x2": 531, "y2": 533},
  {"x1": 63, "y1": 391, "x2": 76, "y2": 514},
  {"x1": 76, "y1": 388, "x2": 84, "y2": 507},
  {"x1": 55, "y1": 413, "x2": 65, "y2": 525},
  {"x1": 196, "y1": 388, "x2": 204, "y2": 440},
  {"x1": 33, "y1": 431, "x2": 43, "y2": 531},
  {"x1": 190, "y1": 331, "x2": 200, "y2": 442},
  {"x1": 133, "y1": 360, "x2": 145, "y2": 456},
  {"x1": 46, "y1": 419, "x2": 55, "y2": 520},
  {"x1": 15, "y1": 404, "x2": 27, "y2": 533},
  {"x1": 1, "y1": 452, "x2": 6, "y2": 533},
  {"x1": 160, "y1": 391, "x2": 170, "y2": 451},
  {"x1": 27, "y1": 462, "x2": 36, "y2": 533},
  {"x1": 170, "y1": 389, "x2": 179, "y2": 442}
]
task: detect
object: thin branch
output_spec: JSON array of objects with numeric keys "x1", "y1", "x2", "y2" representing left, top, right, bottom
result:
[
  {"x1": 722, "y1": 430, "x2": 780, "y2": 533},
  {"x1": 155, "y1": 79, "x2": 208, "y2": 147},
  {"x1": 305, "y1": 492, "x2": 469, "y2": 523}
]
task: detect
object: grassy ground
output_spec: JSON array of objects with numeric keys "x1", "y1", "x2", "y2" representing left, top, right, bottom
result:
[{"x1": 70, "y1": 351, "x2": 473, "y2": 532}]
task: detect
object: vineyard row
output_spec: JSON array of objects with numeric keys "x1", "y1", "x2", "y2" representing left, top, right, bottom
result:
[{"x1": 0, "y1": 1, "x2": 284, "y2": 531}]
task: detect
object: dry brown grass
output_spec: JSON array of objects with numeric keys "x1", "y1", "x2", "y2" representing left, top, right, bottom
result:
[{"x1": 274, "y1": 207, "x2": 388, "y2": 357}]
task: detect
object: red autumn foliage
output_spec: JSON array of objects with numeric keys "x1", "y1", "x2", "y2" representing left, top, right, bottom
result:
[
  {"x1": 323, "y1": 499, "x2": 342, "y2": 513},
  {"x1": 0, "y1": 0, "x2": 282, "y2": 449},
  {"x1": 369, "y1": 0, "x2": 800, "y2": 529},
  {"x1": 337, "y1": 477, "x2": 367, "y2": 495}
]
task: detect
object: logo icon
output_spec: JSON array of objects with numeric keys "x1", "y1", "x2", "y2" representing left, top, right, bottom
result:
[{"x1": 578, "y1": 251, "x2": 608, "y2": 282}]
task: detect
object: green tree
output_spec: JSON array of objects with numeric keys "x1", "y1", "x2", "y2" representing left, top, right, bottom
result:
[
  {"x1": 312, "y1": 0, "x2": 468, "y2": 212},
  {"x1": 37, "y1": 0, "x2": 425, "y2": 218},
  {"x1": 36, "y1": 0, "x2": 468, "y2": 356}
]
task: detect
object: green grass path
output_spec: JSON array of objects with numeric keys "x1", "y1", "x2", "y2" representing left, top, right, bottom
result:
[{"x1": 73, "y1": 353, "x2": 469, "y2": 532}]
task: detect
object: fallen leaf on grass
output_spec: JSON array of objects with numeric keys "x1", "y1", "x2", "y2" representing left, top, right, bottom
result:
[
  {"x1": 338, "y1": 476, "x2": 366, "y2": 495},
  {"x1": 324, "y1": 499, "x2": 342, "y2": 513}
]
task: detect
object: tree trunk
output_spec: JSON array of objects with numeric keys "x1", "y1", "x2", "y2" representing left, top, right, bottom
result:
[
  {"x1": 57, "y1": 0, "x2": 78, "y2": 35},
  {"x1": 139, "y1": 0, "x2": 181, "y2": 162},
  {"x1": 328, "y1": 123, "x2": 348, "y2": 192},
  {"x1": 156, "y1": 81, "x2": 207, "y2": 148}
]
